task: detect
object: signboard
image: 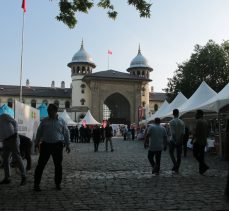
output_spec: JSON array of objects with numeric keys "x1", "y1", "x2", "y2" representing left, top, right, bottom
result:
[{"x1": 14, "y1": 100, "x2": 40, "y2": 140}]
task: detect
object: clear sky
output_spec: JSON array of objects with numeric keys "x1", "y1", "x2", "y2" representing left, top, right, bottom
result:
[{"x1": 0, "y1": 1, "x2": 229, "y2": 92}]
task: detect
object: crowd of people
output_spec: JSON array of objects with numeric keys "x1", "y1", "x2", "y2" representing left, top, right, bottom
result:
[
  {"x1": 0, "y1": 105, "x2": 228, "y2": 200},
  {"x1": 144, "y1": 109, "x2": 210, "y2": 175}
]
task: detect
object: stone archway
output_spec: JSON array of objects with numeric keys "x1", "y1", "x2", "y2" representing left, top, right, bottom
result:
[{"x1": 104, "y1": 92, "x2": 130, "y2": 125}]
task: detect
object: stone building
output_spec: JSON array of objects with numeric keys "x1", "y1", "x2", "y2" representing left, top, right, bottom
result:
[{"x1": 0, "y1": 41, "x2": 166, "y2": 124}]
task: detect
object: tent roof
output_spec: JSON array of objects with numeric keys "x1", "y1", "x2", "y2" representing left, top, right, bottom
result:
[
  {"x1": 38, "y1": 103, "x2": 48, "y2": 119},
  {"x1": 147, "y1": 100, "x2": 169, "y2": 122},
  {"x1": 160, "y1": 92, "x2": 187, "y2": 118},
  {"x1": 79, "y1": 110, "x2": 101, "y2": 125},
  {"x1": 59, "y1": 109, "x2": 77, "y2": 126},
  {"x1": 197, "y1": 83, "x2": 229, "y2": 113},
  {"x1": 0, "y1": 104, "x2": 14, "y2": 117},
  {"x1": 179, "y1": 81, "x2": 217, "y2": 115}
]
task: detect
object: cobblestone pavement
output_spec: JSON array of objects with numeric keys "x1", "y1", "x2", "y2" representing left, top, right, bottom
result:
[{"x1": 0, "y1": 137, "x2": 228, "y2": 210}]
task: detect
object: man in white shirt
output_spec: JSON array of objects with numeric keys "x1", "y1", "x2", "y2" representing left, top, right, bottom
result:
[
  {"x1": 145, "y1": 118, "x2": 167, "y2": 174},
  {"x1": 0, "y1": 113, "x2": 26, "y2": 185}
]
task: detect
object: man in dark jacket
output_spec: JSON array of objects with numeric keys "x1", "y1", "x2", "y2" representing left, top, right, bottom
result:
[{"x1": 193, "y1": 110, "x2": 209, "y2": 175}]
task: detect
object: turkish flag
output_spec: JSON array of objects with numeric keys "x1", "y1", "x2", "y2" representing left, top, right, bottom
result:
[{"x1": 22, "y1": 0, "x2": 26, "y2": 12}]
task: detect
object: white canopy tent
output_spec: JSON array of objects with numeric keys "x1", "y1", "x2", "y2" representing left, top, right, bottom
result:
[
  {"x1": 79, "y1": 110, "x2": 101, "y2": 125},
  {"x1": 179, "y1": 81, "x2": 217, "y2": 115},
  {"x1": 160, "y1": 92, "x2": 187, "y2": 119},
  {"x1": 196, "y1": 83, "x2": 229, "y2": 113},
  {"x1": 147, "y1": 100, "x2": 169, "y2": 122},
  {"x1": 59, "y1": 109, "x2": 77, "y2": 126}
]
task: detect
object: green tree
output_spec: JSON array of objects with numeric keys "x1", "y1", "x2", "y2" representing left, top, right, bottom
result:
[
  {"x1": 164, "y1": 40, "x2": 229, "y2": 102},
  {"x1": 51, "y1": 0, "x2": 152, "y2": 29}
]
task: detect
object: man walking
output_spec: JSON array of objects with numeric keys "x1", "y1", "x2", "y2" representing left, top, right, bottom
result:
[
  {"x1": 192, "y1": 109, "x2": 209, "y2": 175},
  {"x1": 34, "y1": 104, "x2": 70, "y2": 191},
  {"x1": 145, "y1": 118, "x2": 167, "y2": 174},
  {"x1": 0, "y1": 113, "x2": 26, "y2": 186},
  {"x1": 169, "y1": 109, "x2": 185, "y2": 173},
  {"x1": 105, "y1": 121, "x2": 114, "y2": 152}
]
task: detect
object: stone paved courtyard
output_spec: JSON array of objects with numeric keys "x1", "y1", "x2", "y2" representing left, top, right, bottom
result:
[{"x1": 0, "y1": 137, "x2": 228, "y2": 210}]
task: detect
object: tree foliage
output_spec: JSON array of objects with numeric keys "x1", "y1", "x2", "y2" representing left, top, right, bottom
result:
[
  {"x1": 164, "y1": 40, "x2": 229, "y2": 102},
  {"x1": 51, "y1": 0, "x2": 152, "y2": 29}
]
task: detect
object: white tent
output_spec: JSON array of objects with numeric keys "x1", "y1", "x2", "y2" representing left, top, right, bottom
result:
[
  {"x1": 179, "y1": 81, "x2": 217, "y2": 115},
  {"x1": 196, "y1": 83, "x2": 229, "y2": 113},
  {"x1": 147, "y1": 100, "x2": 169, "y2": 122},
  {"x1": 79, "y1": 110, "x2": 101, "y2": 125},
  {"x1": 59, "y1": 109, "x2": 77, "y2": 126},
  {"x1": 160, "y1": 92, "x2": 187, "y2": 118}
]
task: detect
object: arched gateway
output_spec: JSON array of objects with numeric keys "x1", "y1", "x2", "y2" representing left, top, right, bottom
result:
[
  {"x1": 104, "y1": 92, "x2": 130, "y2": 125},
  {"x1": 68, "y1": 42, "x2": 153, "y2": 124}
]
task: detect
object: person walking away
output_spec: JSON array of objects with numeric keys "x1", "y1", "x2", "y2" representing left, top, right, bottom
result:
[
  {"x1": 33, "y1": 104, "x2": 70, "y2": 191},
  {"x1": 92, "y1": 125, "x2": 101, "y2": 152},
  {"x1": 169, "y1": 109, "x2": 185, "y2": 173},
  {"x1": 75, "y1": 126, "x2": 79, "y2": 143},
  {"x1": 0, "y1": 113, "x2": 26, "y2": 186},
  {"x1": 100, "y1": 126, "x2": 105, "y2": 142},
  {"x1": 131, "y1": 126, "x2": 135, "y2": 140},
  {"x1": 192, "y1": 109, "x2": 209, "y2": 175},
  {"x1": 145, "y1": 118, "x2": 167, "y2": 174},
  {"x1": 183, "y1": 126, "x2": 190, "y2": 157},
  {"x1": 105, "y1": 122, "x2": 114, "y2": 152},
  {"x1": 70, "y1": 127, "x2": 75, "y2": 142}
]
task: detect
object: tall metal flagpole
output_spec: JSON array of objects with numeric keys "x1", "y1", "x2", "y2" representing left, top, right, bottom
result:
[
  {"x1": 108, "y1": 52, "x2": 110, "y2": 70},
  {"x1": 19, "y1": 11, "x2": 25, "y2": 102}
]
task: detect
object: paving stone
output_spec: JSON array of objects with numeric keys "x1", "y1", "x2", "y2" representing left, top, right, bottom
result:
[{"x1": 0, "y1": 137, "x2": 228, "y2": 210}]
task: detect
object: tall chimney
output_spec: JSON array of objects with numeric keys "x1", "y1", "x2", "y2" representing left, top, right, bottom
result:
[
  {"x1": 26, "y1": 79, "x2": 30, "y2": 87},
  {"x1": 51, "y1": 81, "x2": 55, "y2": 88},
  {"x1": 61, "y1": 81, "x2": 65, "y2": 88}
]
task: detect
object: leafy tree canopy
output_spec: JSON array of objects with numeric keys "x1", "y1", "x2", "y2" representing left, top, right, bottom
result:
[
  {"x1": 51, "y1": 0, "x2": 152, "y2": 28},
  {"x1": 164, "y1": 40, "x2": 229, "y2": 102}
]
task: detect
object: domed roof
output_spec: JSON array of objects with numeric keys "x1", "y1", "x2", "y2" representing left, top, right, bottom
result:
[
  {"x1": 128, "y1": 46, "x2": 152, "y2": 70},
  {"x1": 68, "y1": 40, "x2": 96, "y2": 68}
]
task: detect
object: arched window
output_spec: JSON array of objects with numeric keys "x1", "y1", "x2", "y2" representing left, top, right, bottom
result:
[
  {"x1": 82, "y1": 66, "x2": 86, "y2": 74},
  {"x1": 43, "y1": 100, "x2": 48, "y2": 105},
  {"x1": 154, "y1": 104, "x2": 158, "y2": 111},
  {"x1": 54, "y1": 100, "x2": 59, "y2": 108},
  {"x1": 142, "y1": 101, "x2": 146, "y2": 107},
  {"x1": 31, "y1": 99, "x2": 36, "y2": 108},
  {"x1": 80, "y1": 98, "x2": 85, "y2": 106},
  {"x1": 77, "y1": 66, "x2": 80, "y2": 74},
  {"x1": 8, "y1": 98, "x2": 13, "y2": 108},
  {"x1": 65, "y1": 101, "x2": 70, "y2": 109}
]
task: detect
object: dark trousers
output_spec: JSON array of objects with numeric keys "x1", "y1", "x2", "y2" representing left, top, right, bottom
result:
[
  {"x1": 169, "y1": 142, "x2": 182, "y2": 171},
  {"x1": 148, "y1": 150, "x2": 161, "y2": 173},
  {"x1": 34, "y1": 142, "x2": 63, "y2": 187},
  {"x1": 226, "y1": 170, "x2": 229, "y2": 197},
  {"x1": 94, "y1": 140, "x2": 100, "y2": 152},
  {"x1": 193, "y1": 143, "x2": 208, "y2": 172},
  {"x1": 20, "y1": 139, "x2": 32, "y2": 170},
  {"x1": 183, "y1": 139, "x2": 188, "y2": 157}
]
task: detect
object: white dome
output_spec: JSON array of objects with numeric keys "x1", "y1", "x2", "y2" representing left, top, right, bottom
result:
[
  {"x1": 129, "y1": 47, "x2": 151, "y2": 69},
  {"x1": 69, "y1": 41, "x2": 96, "y2": 68}
]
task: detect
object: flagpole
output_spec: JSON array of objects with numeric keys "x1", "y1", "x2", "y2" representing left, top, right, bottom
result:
[
  {"x1": 108, "y1": 53, "x2": 110, "y2": 70},
  {"x1": 19, "y1": 11, "x2": 25, "y2": 102}
]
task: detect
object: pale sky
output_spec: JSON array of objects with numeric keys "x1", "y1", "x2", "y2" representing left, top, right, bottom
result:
[{"x1": 0, "y1": 1, "x2": 229, "y2": 92}]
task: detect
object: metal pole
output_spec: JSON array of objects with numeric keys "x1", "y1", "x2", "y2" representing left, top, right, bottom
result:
[
  {"x1": 108, "y1": 54, "x2": 110, "y2": 70},
  {"x1": 19, "y1": 12, "x2": 25, "y2": 102}
]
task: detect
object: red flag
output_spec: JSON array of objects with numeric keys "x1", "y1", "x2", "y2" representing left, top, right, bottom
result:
[
  {"x1": 108, "y1": 50, "x2": 112, "y2": 55},
  {"x1": 22, "y1": 0, "x2": 26, "y2": 12}
]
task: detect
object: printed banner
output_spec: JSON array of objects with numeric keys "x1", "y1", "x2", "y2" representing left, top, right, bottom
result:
[{"x1": 15, "y1": 100, "x2": 40, "y2": 140}]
